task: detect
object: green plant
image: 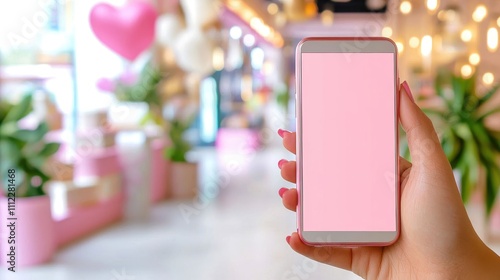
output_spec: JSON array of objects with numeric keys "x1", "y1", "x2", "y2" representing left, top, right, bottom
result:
[
  {"x1": 414, "y1": 72, "x2": 500, "y2": 215},
  {"x1": 164, "y1": 119, "x2": 193, "y2": 162},
  {"x1": 115, "y1": 63, "x2": 162, "y2": 106},
  {"x1": 0, "y1": 95, "x2": 60, "y2": 197},
  {"x1": 114, "y1": 63, "x2": 164, "y2": 125}
]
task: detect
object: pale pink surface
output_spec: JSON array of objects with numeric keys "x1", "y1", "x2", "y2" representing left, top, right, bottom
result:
[
  {"x1": 150, "y1": 139, "x2": 169, "y2": 202},
  {"x1": 301, "y1": 52, "x2": 396, "y2": 231}
]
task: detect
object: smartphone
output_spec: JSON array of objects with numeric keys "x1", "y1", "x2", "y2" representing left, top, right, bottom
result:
[{"x1": 296, "y1": 37, "x2": 399, "y2": 246}]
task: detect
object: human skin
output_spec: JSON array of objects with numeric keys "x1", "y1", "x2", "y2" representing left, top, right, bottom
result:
[{"x1": 278, "y1": 82, "x2": 500, "y2": 279}]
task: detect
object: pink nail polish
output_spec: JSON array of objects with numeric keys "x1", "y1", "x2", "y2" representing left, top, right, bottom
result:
[
  {"x1": 286, "y1": 236, "x2": 291, "y2": 244},
  {"x1": 279, "y1": 187, "x2": 287, "y2": 198},
  {"x1": 278, "y1": 129, "x2": 289, "y2": 138},
  {"x1": 278, "y1": 159, "x2": 287, "y2": 169},
  {"x1": 401, "y1": 81, "x2": 415, "y2": 103}
]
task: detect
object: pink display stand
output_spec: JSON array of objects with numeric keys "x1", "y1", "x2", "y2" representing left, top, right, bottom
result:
[
  {"x1": 150, "y1": 139, "x2": 169, "y2": 202},
  {"x1": 55, "y1": 192, "x2": 124, "y2": 247},
  {"x1": 74, "y1": 146, "x2": 122, "y2": 178},
  {"x1": 215, "y1": 128, "x2": 261, "y2": 151},
  {"x1": 0, "y1": 196, "x2": 55, "y2": 267}
]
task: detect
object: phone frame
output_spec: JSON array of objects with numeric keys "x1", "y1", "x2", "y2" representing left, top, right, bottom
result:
[{"x1": 295, "y1": 37, "x2": 400, "y2": 246}]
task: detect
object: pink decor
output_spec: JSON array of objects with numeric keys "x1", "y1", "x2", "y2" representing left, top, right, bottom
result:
[
  {"x1": 89, "y1": 2, "x2": 158, "y2": 61},
  {"x1": 215, "y1": 128, "x2": 261, "y2": 151},
  {"x1": 96, "y1": 77, "x2": 116, "y2": 92},
  {"x1": 55, "y1": 192, "x2": 124, "y2": 247},
  {"x1": 0, "y1": 196, "x2": 55, "y2": 267},
  {"x1": 74, "y1": 146, "x2": 122, "y2": 178},
  {"x1": 150, "y1": 139, "x2": 169, "y2": 202}
]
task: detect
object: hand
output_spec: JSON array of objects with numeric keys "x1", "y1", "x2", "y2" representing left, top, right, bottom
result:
[{"x1": 278, "y1": 81, "x2": 500, "y2": 279}]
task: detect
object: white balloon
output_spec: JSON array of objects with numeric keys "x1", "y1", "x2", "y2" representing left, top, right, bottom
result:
[
  {"x1": 174, "y1": 28, "x2": 215, "y2": 76},
  {"x1": 156, "y1": 13, "x2": 183, "y2": 47},
  {"x1": 180, "y1": 0, "x2": 220, "y2": 28}
]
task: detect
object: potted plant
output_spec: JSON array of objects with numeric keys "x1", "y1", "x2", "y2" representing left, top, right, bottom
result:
[
  {"x1": 100, "y1": 62, "x2": 165, "y2": 127},
  {"x1": 164, "y1": 96, "x2": 198, "y2": 198},
  {"x1": 413, "y1": 71, "x2": 500, "y2": 236},
  {"x1": 0, "y1": 94, "x2": 60, "y2": 267}
]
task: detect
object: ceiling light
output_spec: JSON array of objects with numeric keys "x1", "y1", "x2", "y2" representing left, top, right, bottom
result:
[
  {"x1": 461, "y1": 29, "x2": 472, "y2": 42},
  {"x1": 243, "y1": 34, "x2": 255, "y2": 47},
  {"x1": 461, "y1": 64, "x2": 473, "y2": 78},
  {"x1": 400, "y1": 1, "x2": 412, "y2": 14},
  {"x1": 421, "y1": 35, "x2": 432, "y2": 57},
  {"x1": 426, "y1": 0, "x2": 439, "y2": 12},
  {"x1": 469, "y1": 53, "x2": 480, "y2": 65},
  {"x1": 472, "y1": 5, "x2": 487, "y2": 22},
  {"x1": 409, "y1": 36, "x2": 419, "y2": 48},
  {"x1": 267, "y1": 3, "x2": 279, "y2": 15},
  {"x1": 487, "y1": 26, "x2": 498, "y2": 52},
  {"x1": 382, "y1": 26, "x2": 392, "y2": 37},
  {"x1": 483, "y1": 72, "x2": 495, "y2": 85}
]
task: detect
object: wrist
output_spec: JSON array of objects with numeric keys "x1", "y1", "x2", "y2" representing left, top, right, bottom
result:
[{"x1": 461, "y1": 244, "x2": 500, "y2": 279}]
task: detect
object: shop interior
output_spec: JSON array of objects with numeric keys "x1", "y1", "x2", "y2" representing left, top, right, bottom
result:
[{"x1": 0, "y1": 0, "x2": 500, "y2": 279}]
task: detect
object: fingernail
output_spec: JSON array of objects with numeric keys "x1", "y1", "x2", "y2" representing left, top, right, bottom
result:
[
  {"x1": 286, "y1": 236, "x2": 291, "y2": 244},
  {"x1": 278, "y1": 129, "x2": 289, "y2": 138},
  {"x1": 279, "y1": 187, "x2": 288, "y2": 198},
  {"x1": 278, "y1": 159, "x2": 288, "y2": 169},
  {"x1": 401, "y1": 81, "x2": 415, "y2": 103}
]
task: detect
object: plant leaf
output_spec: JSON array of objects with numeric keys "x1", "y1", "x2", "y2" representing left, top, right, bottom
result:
[
  {"x1": 477, "y1": 84, "x2": 500, "y2": 108},
  {"x1": 38, "y1": 142, "x2": 60, "y2": 157},
  {"x1": 451, "y1": 75, "x2": 466, "y2": 112},
  {"x1": 2, "y1": 95, "x2": 32, "y2": 123},
  {"x1": 0, "y1": 139, "x2": 21, "y2": 166},
  {"x1": 11, "y1": 122, "x2": 48, "y2": 143},
  {"x1": 485, "y1": 165, "x2": 500, "y2": 216}
]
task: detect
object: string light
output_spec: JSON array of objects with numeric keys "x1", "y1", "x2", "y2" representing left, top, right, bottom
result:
[
  {"x1": 243, "y1": 34, "x2": 255, "y2": 47},
  {"x1": 396, "y1": 41, "x2": 404, "y2": 53},
  {"x1": 472, "y1": 5, "x2": 488, "y2": 22},
  {"x1": 400, "y1": 1, "x2": 412, "y2": 14},
  {"x1": 487, "y1": 26, "x2": 498, "y2": 52},
  {"x1": 382, "y1": 26, "x2": 393, "y2": 37},
  {"x1": 229, "y1": 26, "x2": 242, "y2": 40},
  {"x1": 469, "y1": 53, "x2": 480, "y2": 65},
  {"x1": 409, "y1": 37, "x2": 420, "y2": 48},
  {"x1": 267, "y1": 3, "x2": 279, "y2": 15},
  {"x1": 212, "y1": 47, "x2": 225, "y2": 71},
  {"x1": 461, "y1": 64, "x2": 473, "y2": 78},
  {"x1": 421, "y1": 35, "x2": 432, "y2": 57},
  {"x1": 426, "y1": 0, "x2": 439, "y2": 12},
  {"x1": 321, "y1": 10, "x2": 334, "y2": 26},
  {"x1": 461, "y1": 29, "x2": 472, "y2": 42},
  {"x1": 483, "y1": 72, "x2": 495, "y2": 85}
]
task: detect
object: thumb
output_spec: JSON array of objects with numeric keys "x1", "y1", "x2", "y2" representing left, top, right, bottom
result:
[{"x1": 399, "y1": 81, "x2": 448, "y2": 168}]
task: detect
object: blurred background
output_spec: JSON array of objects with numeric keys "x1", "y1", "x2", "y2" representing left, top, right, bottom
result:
[{"x1": 0, "y1": 0, "x2": 499, "y2": 279}]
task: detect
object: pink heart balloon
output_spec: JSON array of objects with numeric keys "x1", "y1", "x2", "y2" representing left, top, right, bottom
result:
[{"x1": 90, "y1": 2, "x2": 157, "y2": 61}]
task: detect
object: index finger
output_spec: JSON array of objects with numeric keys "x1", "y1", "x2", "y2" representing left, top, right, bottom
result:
[{"x1": 282, "y1": 131, "x2": 296, "y2": 154}]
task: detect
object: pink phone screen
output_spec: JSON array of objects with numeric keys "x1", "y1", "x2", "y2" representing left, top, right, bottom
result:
[{"x1": 301, "y1": 52, "x2": 396, "y2": 232}]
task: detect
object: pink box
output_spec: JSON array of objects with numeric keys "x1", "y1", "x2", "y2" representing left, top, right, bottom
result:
[
  {"x1": 215, "y1": 128, "x2": 261, "y2": 151},
  {"x1": 74, "y1": 146, "x2": 122, "y2": 178},
  {"x1": 55, "y1": 192, "x2": 124, "y2": 247}
]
